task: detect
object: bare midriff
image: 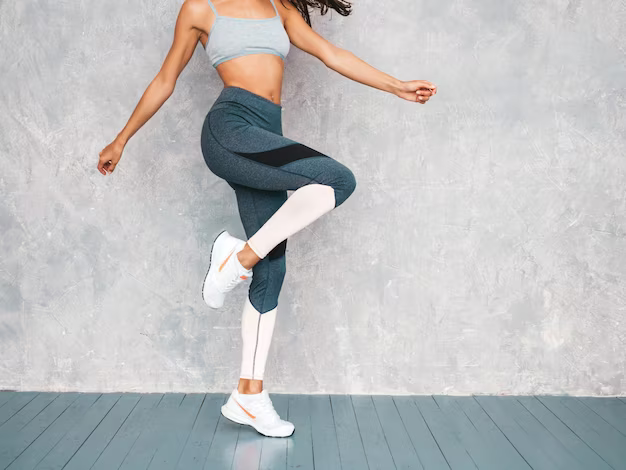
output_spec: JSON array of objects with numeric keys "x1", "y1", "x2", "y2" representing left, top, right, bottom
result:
[{"x1": 216, "y1": 54, "x2": 285, "y2": 106}]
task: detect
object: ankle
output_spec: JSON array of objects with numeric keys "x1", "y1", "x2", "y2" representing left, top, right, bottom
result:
[
  {"x1": 237, "y1": 244, "x2": 260, "y2": 270},
  {"x1": 238, "y1": 378, "x2": 263, "y2": 394}
]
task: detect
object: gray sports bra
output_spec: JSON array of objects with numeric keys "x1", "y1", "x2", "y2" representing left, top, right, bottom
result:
[{"x1": 205, "y1": 0, "x2": 291, "y2": 68}]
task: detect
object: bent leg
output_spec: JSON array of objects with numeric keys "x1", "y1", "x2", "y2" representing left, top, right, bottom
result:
[
  {"x1": 204, "y1": 111, "x2": 357, "y2": 259},
  {"x1": 246, "y1": 156, "x2": 356, "y2": 258}
]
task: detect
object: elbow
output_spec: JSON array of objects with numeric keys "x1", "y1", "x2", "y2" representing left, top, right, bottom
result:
[
  {"x1": 155, "y1": 73, "x2": 176, "y2": 97},
  {"x1": 322, "y1": 46, "x2": 347, "y2": 70}
]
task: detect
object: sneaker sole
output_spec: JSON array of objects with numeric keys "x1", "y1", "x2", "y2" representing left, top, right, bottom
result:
[
  {"x1": 201, "y1": 229, "x2": 227, "y2": 308},
  {"x1": 220, "y1": 404, "x2": 295, "y2": 438}
]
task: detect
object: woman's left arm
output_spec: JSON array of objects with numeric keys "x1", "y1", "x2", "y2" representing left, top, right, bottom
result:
[{"x1": 283, "y1": 7, "x2": 437, "y2": 104}]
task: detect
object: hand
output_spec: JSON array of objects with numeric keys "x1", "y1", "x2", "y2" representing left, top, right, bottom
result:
[
  {"x1": 98, "y1": 138, "x2": 125, "y2": 175},
  {"x1": 396, "y1": 80, "x2": 437, "y2": 104}
]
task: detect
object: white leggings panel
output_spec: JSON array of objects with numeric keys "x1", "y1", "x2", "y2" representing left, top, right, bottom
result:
[
  {"x1": 240, "y1": 294, "x2": 277, "y2": 380},
  {"x1": 246, "y1": 183, "x2": 336, "y2": 259}
]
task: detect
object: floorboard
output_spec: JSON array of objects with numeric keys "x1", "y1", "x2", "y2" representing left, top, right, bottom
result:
[
  {"x1": 91, "y1": 393, "x2": 163, "y2": 470},
  {"x1": 310, "y1": 394, "x2": 341, "y2": 470},
  {"x1": 2, "y1": 393, "x2": 86, "y2": 470},
  {"x1": 0, "y1": 392, "x2": 623, "y2": 470},
  {"x1": 259, "y1": 393, "x2": 288, "y2": 470},
  {"x1": 517, "y1": 396, "x2": 613, "y2": 470},
  {"x1": 537, "y1": 395, "x2": 626, "y2": 470},
  {"x1": 330, "y1": 394, "x2": 369, "y2": 470},
  {"x1": 352, "y1": 395, "x2": 396, "y2": 470},
  {"x1": 475, "y1": 395, "x2": 558, "y2": 470},
  {"x1": 286, "y1": 394, "x2": 313, "y2": 470},
  {"x1": 175, "y1": 393, "x2": 226, "y2": 470},
  {"x1": 33, "y1": 392, "x2": 121, "y2": 469}
]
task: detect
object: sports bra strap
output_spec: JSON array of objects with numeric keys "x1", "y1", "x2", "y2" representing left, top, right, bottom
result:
[
  {"x1": 268, "y1": 0, "x2": 279, "y2": 16},
  {"x1": 208, "y1": 0, "x2": 277, "y2": 17},
  {"x1": 207, "y1": 0, "x2": 219, "y2": 16}
]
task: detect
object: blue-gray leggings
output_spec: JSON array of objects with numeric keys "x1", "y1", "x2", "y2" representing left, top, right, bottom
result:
[{"x1": 200, "y1": 86, "x2": 356, "y2": 314}]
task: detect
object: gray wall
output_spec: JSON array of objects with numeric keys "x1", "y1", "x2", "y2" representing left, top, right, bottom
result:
[{"x1": 1, "y1": 0, "x2": 625, "y2": 395}]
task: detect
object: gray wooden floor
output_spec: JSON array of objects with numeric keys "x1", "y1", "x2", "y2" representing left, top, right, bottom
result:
[{"x1": 0, "y1": 392, "x2": 625, "y2": 470}]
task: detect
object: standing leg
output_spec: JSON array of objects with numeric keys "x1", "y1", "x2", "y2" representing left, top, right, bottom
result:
[
  {"x1": 201, "y1": 88, "x2": 352, "y2": 438},
  {"x1": 230, "y1": 182, "x2": 288, "y2": 383},
  {"x1": 218, "y1": 182, "x2": 296, "y2": 438}
]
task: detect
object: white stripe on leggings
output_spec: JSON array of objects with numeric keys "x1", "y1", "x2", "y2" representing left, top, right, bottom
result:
[
  {"x1": 247, "y1": 183, "x2": 336, "y2": 259},
  {"x1": 240, "y1": 295, "x2": 277, "y2": 380}
]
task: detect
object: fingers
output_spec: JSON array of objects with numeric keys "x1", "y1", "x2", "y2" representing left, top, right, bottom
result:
[
  {"x1": 97, "y1": 150, "x2": 107, "y2": 175},
  {"x1": 103, "y1": 161, "x2": 116, "y2": 174},
  {"x1": 97, "y1": 158, "x2": 115, "y2": 175},
  {"x1": 421, "y1": 81, "x2": 437, "y2": 95},
  {"x1": 98, "y1": 147, "x2": 119, "y2": 175},
  {"x1": 97, "y1": 159, "x2": 107, "y2": 175},
  {"x1": 399, "y1": 80, "x2": 437, "y2": 103},
  {"x1": 415, "y1": 88, "x2": 433, "y2": 103}
]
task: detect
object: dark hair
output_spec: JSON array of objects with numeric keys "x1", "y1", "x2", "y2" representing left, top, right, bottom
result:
[{"x1": 280, "y1": 0, "x2": 353, "y2": 26}]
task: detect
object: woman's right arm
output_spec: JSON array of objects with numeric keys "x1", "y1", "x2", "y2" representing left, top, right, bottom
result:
[{"x1": 98, "y1": 0, "x2": 205, "y2": 175}]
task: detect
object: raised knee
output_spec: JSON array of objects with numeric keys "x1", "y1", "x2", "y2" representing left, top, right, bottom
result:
[{"x1": 333, "y1": 166, "x2": 357, "y2": 207}]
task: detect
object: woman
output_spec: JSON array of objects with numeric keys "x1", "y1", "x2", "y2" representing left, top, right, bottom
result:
[{"x1": 97, "y1": 0, "x2": 436, "y2": 438}]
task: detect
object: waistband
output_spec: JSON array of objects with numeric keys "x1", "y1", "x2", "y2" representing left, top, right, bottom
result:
[
  {"x1": 209, "y1": 86, "x2": 282, "y2": 133},
  {"x1": 211, "y1": 86, "x2": 282, "y2": 111}
]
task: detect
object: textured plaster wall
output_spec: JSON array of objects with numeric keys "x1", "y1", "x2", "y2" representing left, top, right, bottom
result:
[{"x1": 1, "y1": 0, "x2": 625, "y2": 395}]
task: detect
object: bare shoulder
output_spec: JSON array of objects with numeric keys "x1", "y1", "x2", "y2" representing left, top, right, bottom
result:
[
  {"x1": 179, "y1": 0, "x2": 213, "y2": 30},
  {"x1": 274, "y1": 0, "x2": 302, "y2": 20},
  {"x1": 275, "y1": 1, "x2": 337, "y2": 61}
]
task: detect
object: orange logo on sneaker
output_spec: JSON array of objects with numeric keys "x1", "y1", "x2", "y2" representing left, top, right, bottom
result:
[
  {"x1": 219, "y1": 248, "x2": 235, "y2": 272},
  {"x1": 240, "y1": 275, "x2": 248, "y2": 280},
  {"x1": 234, "y1": 398, "x2": 256, "y2": 419}
]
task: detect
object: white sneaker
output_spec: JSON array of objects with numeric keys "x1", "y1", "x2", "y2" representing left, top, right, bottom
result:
[
  {"x1": 202, "y1": 230, "x2": 253, "y2": 309},
  {"x1": 221, "y1": 389, "x2": 295, "y2": 438}
]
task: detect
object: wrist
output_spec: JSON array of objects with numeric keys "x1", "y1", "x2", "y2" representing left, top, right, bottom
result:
[
  {"x1": 388, "y1": 77, "x2": 406, "y2": 96},
  {"x1": 114, "y1": 132, "x2": 128, "y2": 148}
]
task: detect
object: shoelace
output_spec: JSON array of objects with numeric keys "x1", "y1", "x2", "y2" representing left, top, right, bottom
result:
[
  {"x1": 222, "y1": 273, "x2": 244, "y2": 292},
  {"x1": 255, "y1": 395, "x2": 281, "y2": 424},
  {"x1": 214, "y1": 256, "x2": 247, "y2": 293}
]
